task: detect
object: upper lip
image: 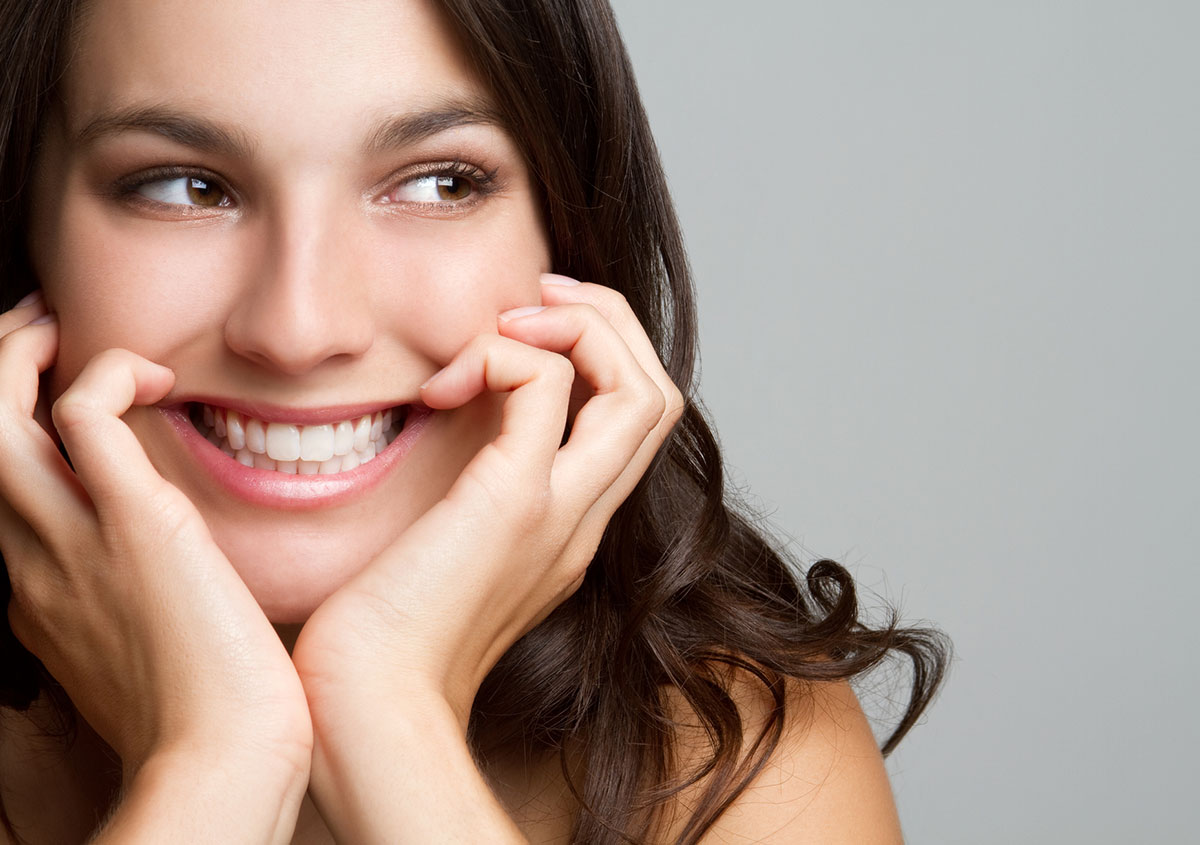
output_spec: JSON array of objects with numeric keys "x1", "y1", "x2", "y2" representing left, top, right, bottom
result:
[{"x1": 165, "y1": 396, "x2": 417, "y2": 426}]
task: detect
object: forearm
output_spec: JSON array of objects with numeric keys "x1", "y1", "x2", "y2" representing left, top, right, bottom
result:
[
  {"x1": 309, "y1": 695, "x2": 526, "y2": 844},
  {"x1": 91, "y1": 744, "x2": 309, "y2": 845}
]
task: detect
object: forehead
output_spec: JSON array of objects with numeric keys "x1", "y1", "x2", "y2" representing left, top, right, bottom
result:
[{"x1": 61, "y1": 0, "x2": 489, "y2": 146}]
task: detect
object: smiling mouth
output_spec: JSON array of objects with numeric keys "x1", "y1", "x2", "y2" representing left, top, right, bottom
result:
[{"x1": 188, "y1": 402, "x2": 405, "y2": 474}]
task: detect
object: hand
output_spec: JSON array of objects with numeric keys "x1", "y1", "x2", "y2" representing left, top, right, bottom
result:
[
  {"x1": 291, "y1": 275, "x2": 683, "y2": 841},
  {"x1": 0, "y1": 293, "x2": 311, "y2": 840}
]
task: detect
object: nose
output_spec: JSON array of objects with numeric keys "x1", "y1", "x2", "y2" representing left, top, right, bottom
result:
[{"x1": 224, "y1": 206, "x2": 374, "y2": 375}]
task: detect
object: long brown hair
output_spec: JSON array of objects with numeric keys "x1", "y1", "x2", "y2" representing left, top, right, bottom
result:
[{"x1": 0, "y1": 1, "x2": 949, "y2": 842}]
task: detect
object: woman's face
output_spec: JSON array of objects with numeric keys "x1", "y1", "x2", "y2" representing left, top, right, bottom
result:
[{"x1": 28, "y1": 0, "x2": 553, "y2": 621}]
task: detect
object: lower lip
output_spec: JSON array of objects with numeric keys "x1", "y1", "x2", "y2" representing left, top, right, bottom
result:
[{"x1": 162, "y1": 405, "x2": 432, "y2": 510}]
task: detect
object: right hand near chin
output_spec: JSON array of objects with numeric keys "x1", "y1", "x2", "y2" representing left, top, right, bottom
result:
[{"x1": 0, "y1": 294, "x2": 311, "y2": 781}]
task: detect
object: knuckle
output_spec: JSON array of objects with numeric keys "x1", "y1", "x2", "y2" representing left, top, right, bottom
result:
[
  {"x1": 0, "y1": 326, "x2": 20, "y2": 356},
  {"x1": 562, "y1": 301, "x2": 601, "y2": 323},
  {"x1": 0, "y1": 313, "x2": 35, "y2": 344},
  {"x1": 542, "y1": 352, "x2": 575, "y2": 389},
  {"x1": 582, "y1": 284, "x2": 630, "y2": 315},
  {"x1": 6, "y1": 599, "x2": 35, "y2": 649},
  {"x1": 50, "y1": 391, "x2": 96, "y2": 432},
  {"x1": 0, "y1": 324, "x2": 36, "y2": 372},
  {"x1": 467, "y1": 333, "x2": 499, "y2": 356},
  {"x1": 628, "y1": 376, "x2": 666, "y2": 432},
  {"x1": 7, "y1": 567, "x2": 58, "y2": 641},
  {"x1": 663, "y1": 385, "x2": 686, "y2": 426},
  {"x1": 564, "y1": 570, "x2": 587, "y2": 597},
  {"x1": 472, "y1": 334, "x2": 509, "y2": 371},
  {"x1": 89, "y1": 347, "x2": 127, "y2": 368},
  {"x1": 560, "y1": 533, "x2": 602, "y2": 585},
  {"x1": 515, "y1": 488, "x2": 554, "y2": 533}
]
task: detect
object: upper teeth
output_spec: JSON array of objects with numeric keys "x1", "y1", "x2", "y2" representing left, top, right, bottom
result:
[{"x1": 195, "y1": 404, "x2": 399, "y2": 474}]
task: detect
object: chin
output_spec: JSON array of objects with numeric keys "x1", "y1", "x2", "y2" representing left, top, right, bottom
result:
[{"x1": 214, "y1": 527, "x2": 385, "y2": 624}]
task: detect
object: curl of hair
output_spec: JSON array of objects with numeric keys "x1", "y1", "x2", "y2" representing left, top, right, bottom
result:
[{"x1": 0, "y1": 1, "x2": 949, "y2": 843}]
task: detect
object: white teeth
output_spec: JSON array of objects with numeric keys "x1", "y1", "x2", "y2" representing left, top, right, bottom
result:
[
  {"x1": 353, "y1": 415, "x2": 371, "y2": 451},
  {"x1": 198, "y1": 403, "x2": 401, "y2": 476},
  {"x1": 227, "y1": 412, "x2": 245, "y2": 451},
  {"x1": 300, "y1": 424, "x2": 335, "y2": 462},
  {"x1": 265, "y1": 422, "x2": 301, "y2": 462},
  {"x1": 333, "y1": 420, "x2": 354, "y2": 456},
  {"x1": 246, "y1": 418, "x2": 266, "y2": 454}
]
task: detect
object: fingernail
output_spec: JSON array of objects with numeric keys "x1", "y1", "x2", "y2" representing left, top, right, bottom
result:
[
  {"x1": 420, "y1": 367, "x2": 445, "y2": 390},
  {"x1": 15, "y1": 290, "x2": 43, "y2": 308},
  {"x1": 540, "y1": 274, "x2": 581, "y2": 286},
  {"x1": 30, "y1": 312, "x2": 57, "y2": 325},
  {"x1": 498, "y1": 305, "x2": 546, "y2": 322}
]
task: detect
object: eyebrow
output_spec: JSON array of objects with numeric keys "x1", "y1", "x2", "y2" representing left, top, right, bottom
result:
[
  {"x1": 362, "y1": 98, "x2": 506, "y2": 154},
  {"x1": 75, "y1": 104, "x2": 256, "y2": 158},
  {"x1": 73, "y1": 97, "x2": 506, "y2": 159}
]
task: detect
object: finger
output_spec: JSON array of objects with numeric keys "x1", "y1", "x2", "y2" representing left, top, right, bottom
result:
[
  {"x1": 0, "y1": 292, "x2": 60, "y2": 440},
  {"x1": 0, "y1": 317, "x2": 90, "y2": 536},
  {"x1": 497, "y1": 302, "x2": 666, "y2": 502},
  {"x1": 0, "y1": 290, "x2": 48, "y2": 338},
  {"x1": 0, "y1": 314, "x2": 58, "y2": 420},
  {"x1": 539, "y1": 276, "x2": 673, "y2": 392},
  {"x1": 420, "y1": 333, "x2": 574, "y2": 475},
  {"x1": 533, "y1": 281, "x2": 687, "y2": 550},
  {"x1": 539, "y1": 275, "x2": 685, "y2": 439},
  {"x1": 51, "y1": 348, "x2": 175, "y2": 509}
]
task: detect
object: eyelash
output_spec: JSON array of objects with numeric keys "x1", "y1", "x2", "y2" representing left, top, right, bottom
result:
[
  {"x1": 110, "y1": 160, "x2": 500, "y2": 214},
  {"x1": 111, "y1": 165, "x2": 231, "y2": 212},
  {"x1": 381, "y1": 160, "x2": 500, "y2": 210}
]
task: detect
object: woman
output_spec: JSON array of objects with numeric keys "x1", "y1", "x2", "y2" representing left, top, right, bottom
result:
[{"x1": 0, "y1": 0, "x2": 947, "y2": 842}]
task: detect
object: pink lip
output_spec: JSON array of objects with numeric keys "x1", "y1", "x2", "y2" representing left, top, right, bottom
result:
[{"x1": 162, "y1": 404, "x2": 432, "y2": 511}]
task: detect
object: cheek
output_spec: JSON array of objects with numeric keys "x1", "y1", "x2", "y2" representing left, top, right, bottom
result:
[
  {"x1": 36, "y1": 199, "x2": 233, "y2": 397},
  {"x1": 364, "y1": 207, "x2": 551, "y2": 361}
]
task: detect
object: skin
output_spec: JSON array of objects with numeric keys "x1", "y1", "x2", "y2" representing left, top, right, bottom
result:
[
  {"x1": 0, "y1": 0, "x2": 902, "y2": 841},
  {"x1": 28, "y1": 0, "x2": 555, "y2": 623}
]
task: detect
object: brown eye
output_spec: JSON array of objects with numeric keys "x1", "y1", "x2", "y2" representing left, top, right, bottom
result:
[
  {"x1": 136, "y1": 174, "x2": 232, "y2": 208},
  {"x1": 186, "y1": 177, "x2": 229, "y2": 207},
  {"x1": 389, "y1": 172, "x2": 477, "y2": 205},
  {"x1": 434, "y1": 175, "x2": 472, "y2": 201}
]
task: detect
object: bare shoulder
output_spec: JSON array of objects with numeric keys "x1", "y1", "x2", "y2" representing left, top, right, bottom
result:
[{"x1": 660, "y1": 674, "x2": 903, "y2": 844}]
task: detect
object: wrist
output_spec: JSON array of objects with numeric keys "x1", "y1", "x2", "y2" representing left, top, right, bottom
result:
[
  {"x1": 98, "y1": 743, "x2": 309, "y2": 845},
  {"x1": 125, "y1": 712, "x2": 314, "y2": 786},
  {"x1": 309, "y1": 695, "x2": 525, "y2": 844}
]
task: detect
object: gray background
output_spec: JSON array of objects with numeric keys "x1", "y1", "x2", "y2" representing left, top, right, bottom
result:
[{"x1": 609, "y1": 1, "x2": 1198, "y2": 842}]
